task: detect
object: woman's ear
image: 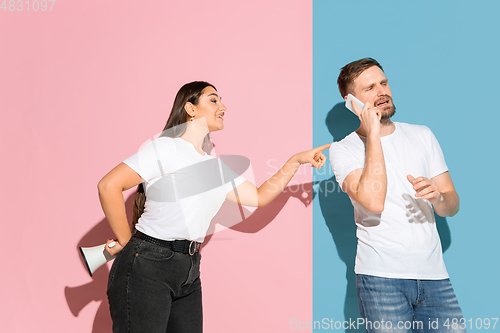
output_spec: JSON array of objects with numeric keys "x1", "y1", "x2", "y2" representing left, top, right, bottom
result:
[{"x1": 184, "y1": 102, "x2": 195, "y2": 118}]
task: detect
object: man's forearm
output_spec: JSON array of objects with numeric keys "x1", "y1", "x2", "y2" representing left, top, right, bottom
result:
[
  {"x1": 433, "y1": 191, "x2": 460, "y2": 217},
  {"x1": 353, "y1": 136, "x2": 387, "y2": 213}
]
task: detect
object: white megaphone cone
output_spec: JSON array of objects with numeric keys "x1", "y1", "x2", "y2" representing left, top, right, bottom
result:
[{"x1": 79, "y1": 241, "x2": 116, "y2": 277}]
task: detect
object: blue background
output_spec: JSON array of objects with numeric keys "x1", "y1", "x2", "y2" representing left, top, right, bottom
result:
[{"x1": 313, "y1": 0, "x2": 500, "y2": 331}]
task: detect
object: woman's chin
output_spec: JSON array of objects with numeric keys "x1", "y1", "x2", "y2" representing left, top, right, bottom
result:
[{"x1": 209, "y1": 125, "x2": 224, "y2": 132}]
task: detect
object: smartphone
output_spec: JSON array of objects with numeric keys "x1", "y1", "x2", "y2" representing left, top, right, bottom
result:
[{"x1": 345, "y1": 94, "x2": 364, "y2": 114}]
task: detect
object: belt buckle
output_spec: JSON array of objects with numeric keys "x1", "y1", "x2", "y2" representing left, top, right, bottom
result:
[{"x1": 188, "y1": 240, "x2": 197, "y2": 256}]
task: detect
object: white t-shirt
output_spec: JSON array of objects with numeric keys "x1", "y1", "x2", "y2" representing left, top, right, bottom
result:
[
  {"x1": 329, "y1": 122, "x2": 449, "y2": 279},
  {"x1": 123, "y1": 137, "x2": 246, "y2": 242}
]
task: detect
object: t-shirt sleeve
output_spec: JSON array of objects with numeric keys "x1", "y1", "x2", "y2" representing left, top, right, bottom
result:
[
  {"x1": 426, "y1": 128, "x2": 448, "y2": 178},
  {"x1": 224, "y1": 176, "x2": 246, "y2": 195},
  {"x1": 123, "y1": 138, "x2": 176, "y2": 182},
  {"x1": 216, "y1": 158, "x2": 247, "y2": 195},
  {"x1": 329, "y1": 141, "x2": 364, "y2": 191}
]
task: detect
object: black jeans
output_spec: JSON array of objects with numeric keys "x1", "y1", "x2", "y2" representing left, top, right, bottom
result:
[{"x1": 107, "y1": 236, "x2": 202, "y2": 333}]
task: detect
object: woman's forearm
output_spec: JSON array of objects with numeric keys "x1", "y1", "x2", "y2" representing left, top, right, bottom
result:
[
  {"x1": 226, "y1": 144, "x2": 329, "y2": 207},
  {"x1": 256, "y1": 155, "x2": 301, "y2": 207},
  {"x1": 98, "y1": 185, "x2": 132, "y2": 246}
]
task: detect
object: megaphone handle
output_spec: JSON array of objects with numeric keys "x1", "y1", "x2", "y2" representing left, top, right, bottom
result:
[{"x1": 103, "y1": 246, "x2": 115, "y2": 261}]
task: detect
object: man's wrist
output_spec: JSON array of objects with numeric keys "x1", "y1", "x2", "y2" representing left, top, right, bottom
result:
[
  {"x1": 366, "y1": 131, "x2": 380, "y2": 141},
  {"x1": 432, "y1": 193, "x2": 443, "y2": 205}
]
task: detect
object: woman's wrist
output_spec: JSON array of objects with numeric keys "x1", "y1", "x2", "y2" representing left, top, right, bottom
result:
[
  {"x1": 117, "y1": 234, "x2": 132, "y2": 247},
  {"x1": 288, "y1": 154, "x2": 301, "y2": 165}
]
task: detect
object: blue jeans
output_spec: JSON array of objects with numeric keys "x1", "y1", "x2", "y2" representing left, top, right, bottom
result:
[
  {"x1": 107, "y1": 236, "x2": 203, "y2": 333},
  {"x1": 356, "y1": 275, "x2": 466, "y2": 333}
]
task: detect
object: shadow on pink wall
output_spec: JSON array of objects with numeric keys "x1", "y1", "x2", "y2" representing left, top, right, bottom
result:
[
  {"x1": 64, "y1": 181, "x2": 315, "y2": 333},
  {"x1": 64, "y1": 194, "x2": 134, "y2": 333}
]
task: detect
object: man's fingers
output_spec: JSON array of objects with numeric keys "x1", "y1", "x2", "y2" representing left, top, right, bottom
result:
[
  {"x1": 352, "y1": 100, "x2": 372, "y2": 116},
  {"x1": 407, "y1": 175, "x2": 441, "y2": 201},
  {"x1": 408, "y1": 174, "x2": 427, "y2": 185},
  {"x1": 421, "y1": 192, "x2": 439, "y2": 200},
  {"x1": 413, "y1": 180, "x2": 432, "y2": 191},
  {"x1": 408, "y1": 175, "x2": 433, "y2": 193},
  {"x1": 415, "y1": 185, "x2": 433, "y2": 197},
  {"x1": 413, "y1": 178, "x2": 432, "y2": 189}
]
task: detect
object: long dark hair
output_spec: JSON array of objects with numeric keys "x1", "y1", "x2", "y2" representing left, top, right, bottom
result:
[{"x1": 132, "y1": 81, "x2": 216, "y2": 229}]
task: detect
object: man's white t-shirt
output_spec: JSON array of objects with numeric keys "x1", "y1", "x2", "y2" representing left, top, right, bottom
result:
[
  {"x1": 123, "y1": 137, "x2": 245, "y2": 243},
  {"x1": 329, "y1": 122, "x2": 449, "y2": 279}
]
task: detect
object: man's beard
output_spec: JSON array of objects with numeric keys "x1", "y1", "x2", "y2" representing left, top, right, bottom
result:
[{"x1": 375, "y1": 95, "x2": 396, "y2": 125}]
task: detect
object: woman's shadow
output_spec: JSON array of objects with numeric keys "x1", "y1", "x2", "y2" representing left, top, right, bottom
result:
[
  {"x1": 64, "y1": 150, "x2": 317, "y2": 333},
  {"x1": 64, "y1": 195, "x2": 134, "y2": 333},
  {"x1": 317, "y1": 103, "x2": 452, "y2": 332}
]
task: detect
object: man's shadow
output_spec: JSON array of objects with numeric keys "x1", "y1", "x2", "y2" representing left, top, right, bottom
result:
[
  {"x1": 65, "y1": 164, "x2": 316, "y2": 333},
  {"x1": 317, "y1": 103, "x2": 452, "y2": 332}
]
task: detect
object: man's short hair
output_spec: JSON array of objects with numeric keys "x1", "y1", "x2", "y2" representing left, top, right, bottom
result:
[{"x1": 337, "y1": 58, "x2": 384, "y2": 98}]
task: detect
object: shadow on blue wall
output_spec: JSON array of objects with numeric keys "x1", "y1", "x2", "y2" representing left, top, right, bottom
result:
[{"x1": 316, "y1": 102, "x2": 451, "y2": 332}]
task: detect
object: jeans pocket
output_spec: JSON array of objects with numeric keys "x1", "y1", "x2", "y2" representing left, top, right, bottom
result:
[
  {"x1": 137, "y1": 243, "x2": 175, "y2": 262},
  {"x1": 182, "y1": 253, "x2": 201, "y2": 287},
  {"x1": 107, "y1": 250, "x2": 122, "y2": 290}
]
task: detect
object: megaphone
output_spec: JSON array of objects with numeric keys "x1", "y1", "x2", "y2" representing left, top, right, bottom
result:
[{"x1": 79, "y1": 241, "x2": 116, "y2": 277}]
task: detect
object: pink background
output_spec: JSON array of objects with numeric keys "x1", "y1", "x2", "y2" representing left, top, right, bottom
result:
[{"x1": 0, "y1": 1, "x2": 312, "y2": 332}]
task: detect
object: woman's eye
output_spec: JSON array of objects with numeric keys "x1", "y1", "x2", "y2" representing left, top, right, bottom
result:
[{"x1": 211, "y1": 100, "x2": 217, "y2": 103}]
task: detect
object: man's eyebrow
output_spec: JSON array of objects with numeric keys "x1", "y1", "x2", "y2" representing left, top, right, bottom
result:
[
  {"x1": 361, "y1": 79, "x2": 387, "y2": 90},
  {"x1": 362, "y1": 83, "x2": 375, "y2": 90}
]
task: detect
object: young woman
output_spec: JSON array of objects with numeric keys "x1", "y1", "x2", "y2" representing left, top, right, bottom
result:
[{"x1": 98, "y1": 81, "x2": 329, "y2": 333}]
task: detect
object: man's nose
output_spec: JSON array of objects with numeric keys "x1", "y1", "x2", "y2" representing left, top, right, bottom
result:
[{"x1": 376, "y1": 85, "x2": 388, "y2": 96}]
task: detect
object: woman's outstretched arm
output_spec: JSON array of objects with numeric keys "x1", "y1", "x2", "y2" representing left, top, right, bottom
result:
[
  {"x1": 97, "y1": 163, "x2": 142, "y2": 255},
  {"x1": 226, "y1": 144, "x2": 330, "y2": 207}
]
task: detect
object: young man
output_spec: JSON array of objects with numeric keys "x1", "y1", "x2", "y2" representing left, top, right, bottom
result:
[{"x1": 329, "y1": 58, "x2": 465, "y2": 332}]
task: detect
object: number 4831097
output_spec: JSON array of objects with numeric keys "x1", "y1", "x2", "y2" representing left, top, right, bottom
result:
[
  {"x1": 1, "y1": 0, "x2": 56, "y2": 11},
  {"x1": 444, "y1": 318, "x2": 498, "y2": 330}
]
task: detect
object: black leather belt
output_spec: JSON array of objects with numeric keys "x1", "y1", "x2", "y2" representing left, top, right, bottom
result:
[{"x1": 134, "y1": 231, "x2": 201, "y2": 255}]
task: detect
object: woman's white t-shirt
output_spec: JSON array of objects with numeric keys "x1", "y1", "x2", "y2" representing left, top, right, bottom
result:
[{"x1": 123, "y1": 137, "x2": 245, "y2": 242}]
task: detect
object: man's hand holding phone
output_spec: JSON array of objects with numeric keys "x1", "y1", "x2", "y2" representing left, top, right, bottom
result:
[{"x1": 347, "y1": 94, "x2": 382, "y2": 137}]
